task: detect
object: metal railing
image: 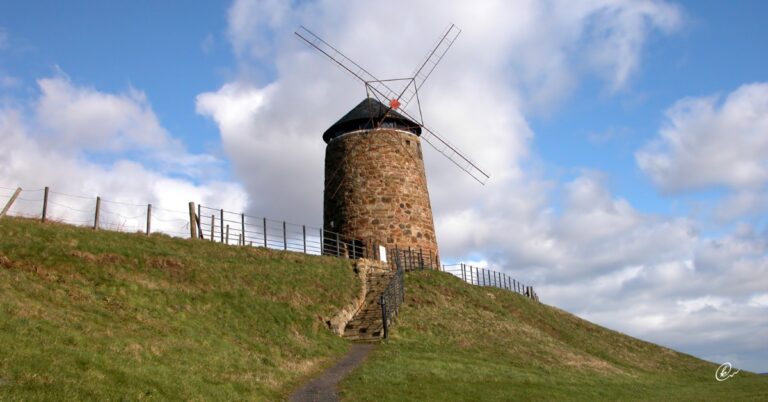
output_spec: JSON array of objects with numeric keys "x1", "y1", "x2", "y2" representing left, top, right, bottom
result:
[
  {"x1": 443, "y1": 263, "x2": 539, "y2": 301},
  {"x1": 196, "y1": 205, "x2": 445, "y2": 269},
  {"x1": 380, "y1": 252, "x2": 406, "y2": 339},
  {"x1": 197, "y1": 205, "x2": 376, "y2": 259},
  {"x1": 388, "y1": 246, "x2": 439, "y2": 271}
]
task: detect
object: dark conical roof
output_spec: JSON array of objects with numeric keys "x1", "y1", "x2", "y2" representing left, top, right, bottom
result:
[{"x1": 322, "y1": 98, "x2": 422, "y2": 143}]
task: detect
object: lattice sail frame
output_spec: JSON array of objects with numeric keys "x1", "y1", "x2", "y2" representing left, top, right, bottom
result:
[{"x1": 295, "y1": 24, "x2": 490, "y2": 185}]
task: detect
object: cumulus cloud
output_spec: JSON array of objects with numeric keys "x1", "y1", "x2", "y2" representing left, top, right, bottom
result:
[
  {"x1": 565, "y1": 227, "x2": 768, "y2": 371},
  {"x1": 637, "y1": 82, "x2": 768, "y2": 192},
  {"x1": 198, "y1": 0, "x2": 681, "y2": 222},
  {"x1": 35, "y1": 76, "x2": 170, "y2": 152},
  {"x1": 0, "y1": 76, "x2": 247, "y2": 233}
]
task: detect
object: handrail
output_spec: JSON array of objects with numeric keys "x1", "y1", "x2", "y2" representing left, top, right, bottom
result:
[{"x1": 380, "y1": 252, "x2": 406, "y2": 339}]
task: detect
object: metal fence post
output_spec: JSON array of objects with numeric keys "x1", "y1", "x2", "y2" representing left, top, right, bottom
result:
[
  {"x1": 220, "y1": 209, "x2": 224, "y2": 243},
  {"x1": 303, "y1": 225, "x2": 307, "y2": 254},
  {"x1": 283, "y1": 221, "x2": 287, "y2": 251},
  {"x1": 419, "y1": 248, "x2": 423, "y2": 270},
  {"x1": 335, "y1": 232, "x2": 340, "y2": 256},
  {"x1": 263, "y1": 218, "x2": 267, "y2": 248},
  {"x1": 380, "y1": 294, "x2": 388, "y2": 340},
  {"x1": 225, "y1": 225, "x2": 230, "y2": 245}
]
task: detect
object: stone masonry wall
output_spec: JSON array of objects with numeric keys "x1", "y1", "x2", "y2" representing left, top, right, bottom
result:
[{"x1": 323, "y1": 128, "x2": 439, "y2": 262}]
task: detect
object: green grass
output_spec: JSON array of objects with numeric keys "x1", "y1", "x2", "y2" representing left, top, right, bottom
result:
[
  {"x1": 0, "y1": 217, "x2": 358, "y2": 401},
  {"x1": 340, "y1": 271, "x2": 768, "y2": 401},
  {"x1": 2, "y1": 217, "x2": 766, "y2": 401}
]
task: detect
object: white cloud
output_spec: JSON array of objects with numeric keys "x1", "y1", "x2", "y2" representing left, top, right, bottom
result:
[
  {"x1": 199, "y1": 0, "x2": 681, "y2": 219},
  {"x1": 713, "y1": 189, "x2": 768, "y2": 223},
  {"x1": 36, "y1": 75, "x2": 171, "y2": 152},
  {"x1": 637, "y1": 82, "x2": 768, "y2": 192},
  {"x1": 0, "y1": 76, "x2": 248, "y2": 233},
  {"x1": 748, "y1": 293, "x2": 768, "y2": 308}
]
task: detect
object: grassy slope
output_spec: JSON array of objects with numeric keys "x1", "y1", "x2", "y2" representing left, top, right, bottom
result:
[
  {"x1": 0, "y1": 217, "x2": 357, "y2": 401},
  {"x1": 341, "y1": 271, "x2": 768, "y2": 401}
]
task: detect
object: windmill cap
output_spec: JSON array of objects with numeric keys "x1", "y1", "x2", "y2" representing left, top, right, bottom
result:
[{"x1": 323, "y1": 98, "x2": 422, "y2": 143}]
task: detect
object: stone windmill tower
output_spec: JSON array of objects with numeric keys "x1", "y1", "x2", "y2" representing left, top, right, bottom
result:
[{"x1": 296, "y1": 24, "x2": 490, "y2": 267}]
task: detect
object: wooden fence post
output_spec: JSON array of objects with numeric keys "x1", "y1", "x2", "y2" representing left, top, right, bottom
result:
[
  {"x1": 146, "y1": 204, "x2": 151, "y2": 235},
  {"x1": 302, "y1": 225, "x2": 307, "y2": 253},
  {"x1": 42, "y1": 187, "x2": 49, "y2": 222},
  {"x1": 93, "y1": 196, "x2": 101, "y2": 230},
  {"x1": 225, "y1": 225, "x2": 230, "y2": 245},
  {"x1": 319, "y1": 229, "x2": 324, "y2": 255},
  {"x1": 188, "y1": 202, "x2": 196, "y2": 239},
  {"x1": 0, "y1": 187, "x2": 22, "y2": 218},
  {"x1": 195, "y1": 212, "x2": 203, "y2": 239},
  {"x1": 241, "y1": 213, "x2": 245, "y2": 245},
  {"x1": 210, "y1": 214, "x2": 215, "y2": 241},
  {"x1": 283, "y1": 221, "x2": 287, "y2": 250}
]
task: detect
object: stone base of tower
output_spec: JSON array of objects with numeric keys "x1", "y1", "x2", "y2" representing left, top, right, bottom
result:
[{"x1": 323, "y1": 128, "x2": 439, "y2": 267}]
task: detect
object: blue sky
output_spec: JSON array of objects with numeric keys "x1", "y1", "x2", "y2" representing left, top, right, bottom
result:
[{"x1": 1, "y1": 1, "x2": 767, "y2": 372}]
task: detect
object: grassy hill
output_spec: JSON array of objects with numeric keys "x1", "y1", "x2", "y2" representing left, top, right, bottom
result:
[
  {"x1": 0, "y1": 217, "x2": 357, "y2": 400},
  {"x1": 1, "y1": 217, "x2": 766, "y2": 401},
  {"x1": 340, "y1": 271, "x2": 767, "y2": 401}
]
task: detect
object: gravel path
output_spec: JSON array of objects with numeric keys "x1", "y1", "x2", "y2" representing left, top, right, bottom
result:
[{"x1": 289, "y1": 344, "x2": 375, "y2": 402}]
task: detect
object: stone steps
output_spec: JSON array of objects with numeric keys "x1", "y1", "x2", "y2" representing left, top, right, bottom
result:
[{"x1": 342, "y1": 269, "x2": 394, "y2": 342}]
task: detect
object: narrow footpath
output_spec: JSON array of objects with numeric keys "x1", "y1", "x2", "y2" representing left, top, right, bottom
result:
[{"x1": 289, "y1": 344, "x2": 375, "y2": 402}]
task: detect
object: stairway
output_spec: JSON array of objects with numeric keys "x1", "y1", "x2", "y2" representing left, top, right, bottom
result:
[{"x1": 342, "y1": 269, "x2": 395, "y2": 342}]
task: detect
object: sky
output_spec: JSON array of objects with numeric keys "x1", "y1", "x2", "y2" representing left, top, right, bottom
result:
[{"x1": 1, "y1": 0, "x2": 766, "y2": 373}]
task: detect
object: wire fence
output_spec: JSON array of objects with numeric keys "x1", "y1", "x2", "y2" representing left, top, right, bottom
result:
[
  {"x1": 0, "y1": 186, "x2": 190, "y2": 237},
  {"x1": 442, "y1": 263, "x2": 539, "y2": 301}
]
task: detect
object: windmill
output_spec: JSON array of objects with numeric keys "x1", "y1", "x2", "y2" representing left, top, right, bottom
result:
[
  {"x1": 295, "y1": 23, "x2": 487, "y2": 267},
  {"x1": 295, "y1": 24, "x2": 490, "y2": 185}
]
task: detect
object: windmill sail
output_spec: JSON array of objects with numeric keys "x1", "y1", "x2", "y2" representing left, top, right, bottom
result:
[
  {"x1": 396, "y1": 23, "x2": 461, "y2": 110},
  {"x1": 295, "y1": 26, "x2": 401, "y2": 104},
  {"x1": 295, "y1": 25, "x2": 490, "y2": 185},
  {"x1": 396, "y1": 108, "x2": 490, "y2": 185}
]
